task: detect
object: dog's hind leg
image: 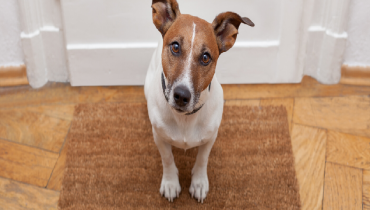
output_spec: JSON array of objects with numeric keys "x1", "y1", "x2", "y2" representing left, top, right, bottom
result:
[
  {"x1": 153, "y1": 129, "x2": 181, "y2": 202},
  {"x1": 189, "y1": 134, "x2": 217, "y2": 203}
]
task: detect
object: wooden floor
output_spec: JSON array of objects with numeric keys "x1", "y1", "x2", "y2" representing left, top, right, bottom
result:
[{"x1": 0, "y1": 76, "x2": 369, "y2": 209}]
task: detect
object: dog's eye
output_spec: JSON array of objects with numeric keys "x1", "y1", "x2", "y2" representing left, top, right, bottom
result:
[
  {"x1": 201, "y1": 53, "x2": 211, "y2": 65},
  {"x1": 202, "y1": 54, "x2": 210, "y2": 63},
  {"x1": 171, "y1": 42, "x2": 180, "y2": 54}
]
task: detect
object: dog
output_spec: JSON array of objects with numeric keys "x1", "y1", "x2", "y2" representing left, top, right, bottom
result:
[{"x1": 144, "y1": 0, "x2": 254, "y2": 203}]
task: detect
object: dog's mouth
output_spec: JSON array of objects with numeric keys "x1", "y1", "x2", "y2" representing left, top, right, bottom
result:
[
  {"x1": 172, "y1": 103, "x2": 204, "y2": 115},
  {"x1": 170, "y1": 99, "x2": 196, "y2": 113},
  {"x1": 174, "y1": 108, "x2": 185, "y2": 113},
  {"x1": 169, "y1": 94, "x2": 205, "y2": 115},
  {"x1": 162, "y1": 72, "x2": 205, "y2": 115}
]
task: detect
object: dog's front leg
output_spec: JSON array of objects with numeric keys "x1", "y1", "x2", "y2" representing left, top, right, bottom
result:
[
  {"x1": 153, "y1": 130, "x2": 181, "y2": 202},
  {"x1": 190, "y1": 135, "x2": 217, "y2": 203}
]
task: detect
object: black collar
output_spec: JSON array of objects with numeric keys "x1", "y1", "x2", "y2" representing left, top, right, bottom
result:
[{"x1": 161, "y1": 72, "x2": 210, "y2": 116}]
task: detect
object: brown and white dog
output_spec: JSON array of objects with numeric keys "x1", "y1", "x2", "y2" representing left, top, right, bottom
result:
[{"x1": 144, "y1": 0, "x2": 254, "y2": 203}]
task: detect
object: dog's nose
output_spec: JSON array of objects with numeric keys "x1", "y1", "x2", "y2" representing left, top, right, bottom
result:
[{"x1": 174, "y1": 86, "x2": 191, "y2": 107}]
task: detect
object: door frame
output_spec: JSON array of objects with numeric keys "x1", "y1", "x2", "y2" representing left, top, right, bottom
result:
[
  {"x1": 300, "y1": 0, "x2": 352, "y2": 84},
  {"x1": 18, "y1": 0, "x2": 351, "y2": 88},
  {"x1": 17, "y1": 0, "x2": 68, "y2": 88}
]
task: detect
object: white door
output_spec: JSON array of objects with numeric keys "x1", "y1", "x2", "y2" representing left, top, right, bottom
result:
[{"x1": 61, "y1": 0, "x2": 304, "y2": 86}]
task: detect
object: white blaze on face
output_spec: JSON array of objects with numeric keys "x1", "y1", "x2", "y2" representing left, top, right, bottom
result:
[
  {"x1": 186, "y1": 23, "x2": 197, "y2": 72},
  {"x1": 183, "y1": 23, "x2": 197, "y2": 108},
  {"x1": 182, "y1": 23, "x2": 197, "y2": 105},
  {"x1": 170, "y1": 22, "x2": 197, "y2": 111}
]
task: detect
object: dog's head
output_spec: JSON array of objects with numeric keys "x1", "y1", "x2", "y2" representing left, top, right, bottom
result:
[{"x1": 152, "y1": 0, "x2": 254, "y2": 114}]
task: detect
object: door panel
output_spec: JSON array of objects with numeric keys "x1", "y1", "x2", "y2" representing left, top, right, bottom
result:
[{"x1": 61, "y1": 0, "x2": 303, "y2": 86}]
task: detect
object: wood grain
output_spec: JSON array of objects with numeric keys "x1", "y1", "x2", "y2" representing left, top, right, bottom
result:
[
  {"x1": 340, "y1": 64, "x2": 370, "y2": 86},
  {"x1": 23, "y1": 104, "x2": 76, "y2": 121},
  {"x1": 0, "y1": 65, "x2": 29, "y2": 87},
  {"x1": 223, "y1": 76, "x2": 370, "y2": 100},
  {"x1": 323, "y1": 162, "x2": 362, "y2": 210},
  {"x1": 0, "y1": 105, "x2": 71, "y2": 152},
  {"x1": 364, "y1": 170, "x2": 370, "y2": 210},
  {"x1": 224, "y1": 99, "x2": 260, "y2": 106},
  {"x1": 341, "y1": 77, "x2": 370, "y2": 86},
  {"x1": 0, "y1": 139, "x2": 59, "y2": 187},
  {"x1": 261, "y1": 98, "x2": 294, "y2": 133},
  {"x1": 0, "y1": 82, "x2": 146, "y2": 109},
  {"x1": 47, "y1": 142, "x2": 68, "y2": 191},
  {"x1": 293, "y1": 96, "x2": 370, "y2": 138},
  {"x1": 327, "y1": 130, "x2": 370, "y2": 169},
  {"x1": 0, "y1": 177, "x2": 59, "y2": 210},
  {"x1": 291, "y1": 124, "x2": 326, "y2": 210}
]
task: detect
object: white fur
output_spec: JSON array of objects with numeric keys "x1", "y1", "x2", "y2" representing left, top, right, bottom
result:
[
  {"x1": 144, "y1": 39, "x2": 224, "y2": 203},
  {"x1": 185, "y1": 23, "x2": 196, "y2": 71}
]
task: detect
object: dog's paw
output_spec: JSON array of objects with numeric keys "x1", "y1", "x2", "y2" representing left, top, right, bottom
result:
[
  {"x1": 160, "y1": 176, "x2": 181, "y2": 202},
  {"x1": 189, "y1": 169, "x2": 209, "y2": 203}
]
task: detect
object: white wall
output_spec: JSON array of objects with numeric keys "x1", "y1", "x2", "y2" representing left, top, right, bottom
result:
[
  {"x1": 0, "y1": 0, "x2": 24, "y2": 67},
  {"x1": 344, "y1": 0, "x2": 370, "y2": 67}
]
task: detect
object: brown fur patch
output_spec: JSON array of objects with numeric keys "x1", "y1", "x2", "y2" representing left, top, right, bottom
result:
[
  {"x1": 212, "y1": 12, "x2": 254, "y2": 53},
  {"x1": 152, "y1": 0, "x2": 181, "y2": 36}
]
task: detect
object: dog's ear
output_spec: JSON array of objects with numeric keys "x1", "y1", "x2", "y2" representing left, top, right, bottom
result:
[
  {"x1": 152, "y1": 0, "x2": 181, "y2": 37},
  {"x1": 212, "y1": 12, "x2": 254, "y2": 54}
]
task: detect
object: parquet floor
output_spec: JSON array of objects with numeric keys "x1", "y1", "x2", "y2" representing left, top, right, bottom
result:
[{"x1": 0, "y1": 76, "x2": 369, "y2": 209}]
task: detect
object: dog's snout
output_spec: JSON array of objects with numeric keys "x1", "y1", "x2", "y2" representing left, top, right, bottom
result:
[{"x1": 174, "y1": 86, "x2": 191, "y2": 107}]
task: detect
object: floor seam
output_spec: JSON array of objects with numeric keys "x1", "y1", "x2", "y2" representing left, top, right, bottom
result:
[
  {"x1": 0, "y1": 175, "x2": 60, "y2": 193},
  {"x1": 0, "y1": 137, "x2": 58, "y2": 154},
  {"x1": 292, "y1": 123, "x2": 370, "y2": 139},
  {"x1": 326, "y1": 161, "x2": 366, "y2": 170},
  {"x1": 45, "y1": 122, "x2": 73, "y2": 189}
]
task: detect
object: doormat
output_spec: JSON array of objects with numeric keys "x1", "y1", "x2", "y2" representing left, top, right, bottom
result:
[{"x1": 59, "y1": 103, "x2": 300, "y2": 209}]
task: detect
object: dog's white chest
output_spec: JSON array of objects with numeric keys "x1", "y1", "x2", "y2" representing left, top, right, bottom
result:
[{"x1": 151, "y1": 109, "x2": 218, "y2": 149}]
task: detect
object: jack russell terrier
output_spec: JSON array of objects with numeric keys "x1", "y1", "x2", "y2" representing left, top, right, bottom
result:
[{"x1": 144, "y1": 0, "x2": 254, "y2": 203}]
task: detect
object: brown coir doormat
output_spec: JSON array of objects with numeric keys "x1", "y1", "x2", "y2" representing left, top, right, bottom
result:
[{"x1": 59, "y1": 103, "x2": 300, "y2": 209}]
